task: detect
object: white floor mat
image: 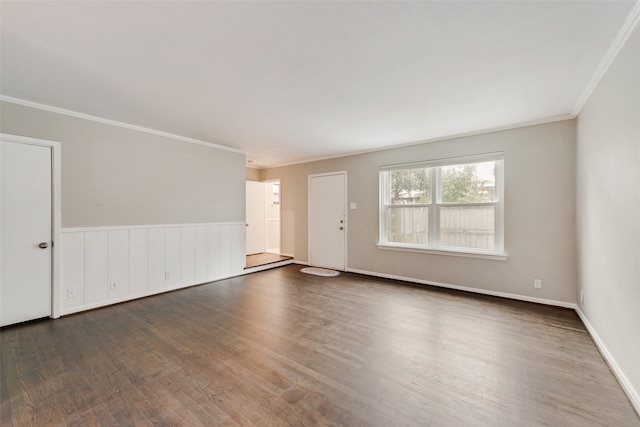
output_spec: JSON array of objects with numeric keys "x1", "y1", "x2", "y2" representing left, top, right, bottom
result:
[{"x1": 300, "y1": 267, "x2": 340, "y2": 277}]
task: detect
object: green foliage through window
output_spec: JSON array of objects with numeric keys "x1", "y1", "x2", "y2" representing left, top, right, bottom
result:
[
  {"x1": 389, "y1": 168, "x2": 430, "y2": 204},
  {"x1": 441, "y1": 163, "x2": 494, "y2": 203}
]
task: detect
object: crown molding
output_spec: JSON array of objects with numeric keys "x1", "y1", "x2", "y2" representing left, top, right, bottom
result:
[
  {"x1": 0, "y1": 95, "x2": 245, "y2": 155},
  {"x1": 260, "y1": 113, "x2": 575, "y2": 170},
  {"x1": 572, "y1": 0, "x2": 640, "y2": 115}
]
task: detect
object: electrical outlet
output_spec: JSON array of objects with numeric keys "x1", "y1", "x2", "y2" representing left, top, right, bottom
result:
[
  {"x1": 534, "y1": 279, "x2": 542, "y2": 289},
  {"x1": 67, "y1": 288, "x2": 76, "y2": 298},
  {"x1": 110, "y1": 282, "x2": 117, "y2": 290}
]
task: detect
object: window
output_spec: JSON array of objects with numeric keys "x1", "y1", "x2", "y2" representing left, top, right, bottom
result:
[{"x1": 379, "y1": 153, "x2": 504, "y2": 257}]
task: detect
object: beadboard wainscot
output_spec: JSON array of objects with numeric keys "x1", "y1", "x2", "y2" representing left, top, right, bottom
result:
[{"x1": 60, "y1": 222, "x2": 246, "y2": 315}]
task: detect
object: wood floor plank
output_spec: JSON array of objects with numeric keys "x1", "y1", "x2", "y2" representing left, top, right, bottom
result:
[{"x1": 1, "y1": 265, "x2": 638, "y2": 426}]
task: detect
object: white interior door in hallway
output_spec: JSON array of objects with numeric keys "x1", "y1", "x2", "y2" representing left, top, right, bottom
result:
[
  {"x1": 308, "y1": 172, "x2": 346, "y2": 271},
  {"x1": 1, "y1": 137, "x2": 53, "y2": 326},
  {"x1": 246, "y1": 180, "x2": 266, "y2": 255},
  {"x1": 264, "y1": 180, "x2": 281, "y2": 254}
]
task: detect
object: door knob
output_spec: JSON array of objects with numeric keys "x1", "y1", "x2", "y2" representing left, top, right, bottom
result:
[{"x1": 38, "y1": 242, "x2": 49, "y2": 249}]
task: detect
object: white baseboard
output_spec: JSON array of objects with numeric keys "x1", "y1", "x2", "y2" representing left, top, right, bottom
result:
[
  {"x1": 59, "y1": 222, "x2": 246, "y2": 316},
  {"x1": 293, "y1": 259, "x2": 310, "y2": 266},
  {"x1": 575, "y1": 307, "x2": 640, "y2": 415},
  {"x1": 60, "y1": 273, "x2": 242, "y2": 316},
  {"x1": 345, "y1": 268, "x2": 576, "y2": 309},
  {"x1": 59, "y1": 282, "x2": 195, "y2": 315},
  {"x1": 244, "y1": 259, "x2": 295, "y2": 274},
  {"x1": 60, "y1": 258, "x2": 294, "y2": 316}
]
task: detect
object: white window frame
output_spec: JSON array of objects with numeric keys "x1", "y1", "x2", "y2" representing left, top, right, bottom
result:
[{"x1": 378, "y1": 153, "x2": 506, "y2": 260}]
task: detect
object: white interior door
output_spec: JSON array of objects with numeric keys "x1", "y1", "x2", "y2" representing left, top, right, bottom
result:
[
  {"x1": 246, "y1": 181, "x2": 265, "y2": 255},
  {"x1": 308, "y1": 172, "x2": 346, "y2": 270},
  {"x1": 264, "y1": 180, "x2": 280, "y2": 254},
  {"x1": 1, "y1": 140, "x2": 53, "y2": 327}
]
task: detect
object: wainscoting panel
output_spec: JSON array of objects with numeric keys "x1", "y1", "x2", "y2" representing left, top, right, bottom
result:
[
  {"x1": 60, "y1": 232, "x2": 83, "y2": 313},
  {"x1": 165, "y1": 227, "x2": 181, "y2": 288},
  {"x1": 60, "y1": 223, "x2": 246, "y2": 315},
  {"x1": 194, "y1": 226, "x2": 209, "y2": 283},
  {"x1": 107, "y1": 230, "x2": 129, "y2": 301},
  {"x1": 128, "y1": 229, "x2": 148, "y2": 297},
  {"x1": 231, "y1": 223, "x2": 246, "y2": 273},
  {"x1": 147, "y1": 228, "x2": 165, "y2": 292},
  {"x1": 208, "y1": 225, "x2": 222, "y2": 279},
  {"x1": 84, "y1": 231, "x2": 107, "y2": 306},
  {"x1": 219, "y1": 224, "x2": 232, "y2": 277},
  {"x1": 180, "y1": 226, "x2": 196, "y2": 285}
]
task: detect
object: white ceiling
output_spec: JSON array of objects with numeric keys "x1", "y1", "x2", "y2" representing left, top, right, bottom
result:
[{"x1": 1, "y1": 1, "x2": 637, "y2": 168}]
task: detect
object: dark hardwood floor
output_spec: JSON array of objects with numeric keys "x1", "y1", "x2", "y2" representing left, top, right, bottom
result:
[{"x1": 1, "y1": 265, "x2": 638, "y2": 426}]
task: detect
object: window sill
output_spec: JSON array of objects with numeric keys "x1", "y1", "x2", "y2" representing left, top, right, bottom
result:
[{"x1": 377, "y1": 243, "x2": 508, "y2": 261}]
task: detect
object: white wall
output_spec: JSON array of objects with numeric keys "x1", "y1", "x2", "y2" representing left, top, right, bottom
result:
[
  {"x1": 0, "y1": 101, "x2": 246, "y2": 227},
  {"x1": 576, "y1": 26, "x2": 640, "y2": 410},
  {"x1": 262, "y1": 119, "x2": 577, "y2": 304}
]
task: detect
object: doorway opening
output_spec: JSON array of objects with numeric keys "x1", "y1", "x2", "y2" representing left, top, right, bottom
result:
[{"x1": 245, "y1": 179, "x2": 291, "y2": 269}]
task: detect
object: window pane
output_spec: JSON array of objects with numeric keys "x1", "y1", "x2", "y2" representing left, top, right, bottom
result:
[
  {"x1": 440, "y1": 206, "x2": 495, "y2": 249},
  {"x1": 389, "y1": 168, "x2": 430, "y2": 204},
  {"x1": 386, "y1": 207, "x2": 428, "y2": 244},
  {"x1": 441, "y1": 161, "x2": 495, "y2": 203}
]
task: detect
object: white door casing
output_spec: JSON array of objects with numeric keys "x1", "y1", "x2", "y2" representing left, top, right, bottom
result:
[
  {"x1": 1, "y1": 134, "x2": 61, "y2": 326},
  {"x1": 246, "y1": 180, "x2": 266, "y2": 255},
  {"x1": 308, "y1": 172, "x2": 347, "y2": 270}
]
